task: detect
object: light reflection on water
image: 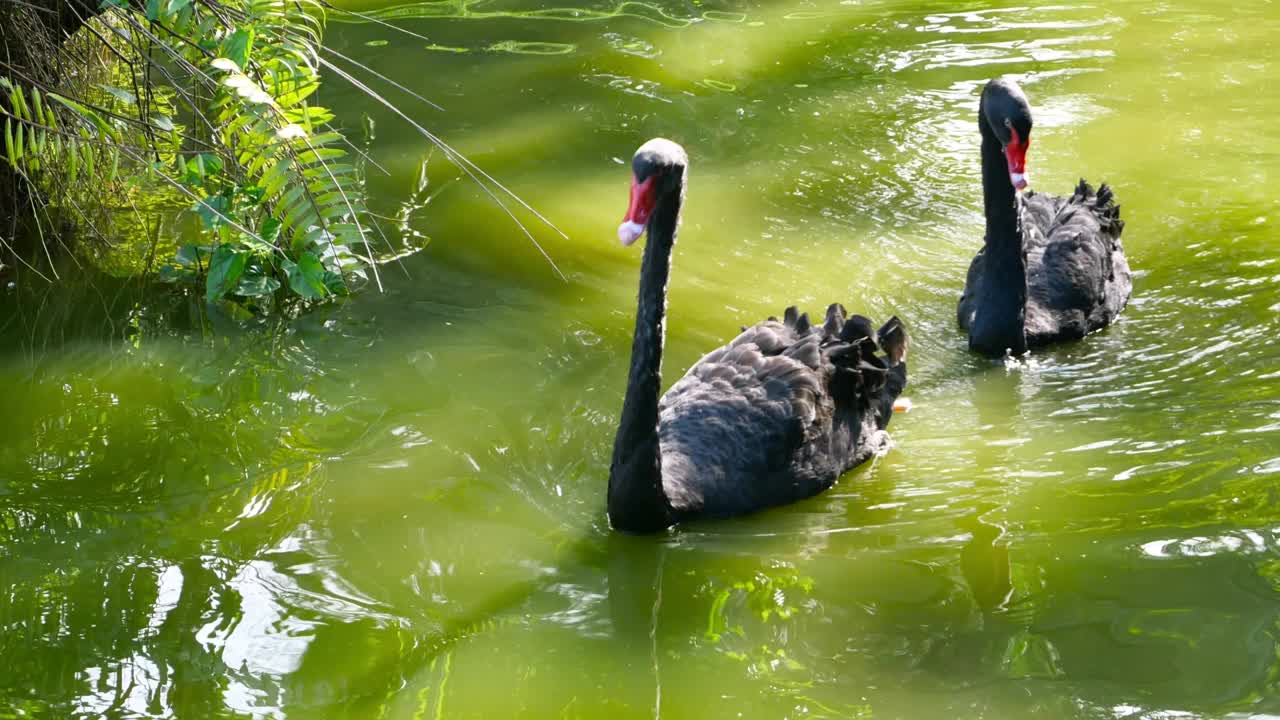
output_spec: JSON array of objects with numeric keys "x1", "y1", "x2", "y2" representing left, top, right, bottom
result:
[{"x1": 2, "y1": 0, "x2": 1280, "y2": 716}]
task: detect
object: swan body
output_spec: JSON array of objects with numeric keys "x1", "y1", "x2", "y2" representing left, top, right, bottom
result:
[
  {"x1": 608, "y1": 139, "x2": 908, "y2": 533},
  {"x1": 655, "y1": 306, "x2": 907, "y2": 518},
  {"x1": 958, "y1": 78, "x2": 1132, "y2": 356}
]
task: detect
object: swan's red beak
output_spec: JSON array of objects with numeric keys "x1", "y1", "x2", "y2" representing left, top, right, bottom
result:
[
  {"x1": 1004, "y1": 128, "x2": 1029, "y2": 191},
  {"x1": 619, "y1": 175, "x2": 657, "y2": 246}
]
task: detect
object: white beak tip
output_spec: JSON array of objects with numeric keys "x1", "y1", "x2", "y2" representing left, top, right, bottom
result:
[
  {"x1": 618, "y1": 221, "x2": 645, "y2": 246},
  {"x1": 1011, "y1": 172, "x2": 1029, "y2": 191}
]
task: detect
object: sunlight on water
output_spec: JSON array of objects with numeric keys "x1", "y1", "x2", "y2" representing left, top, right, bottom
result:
[{"x1": 3, "y1": 0, "x2": 1280, "y2": 717}]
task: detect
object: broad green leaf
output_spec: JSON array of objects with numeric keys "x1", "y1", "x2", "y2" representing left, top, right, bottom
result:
[
  {"x1": 234, "y1": 271, "x2": 281, "y2": 297},
  {"x1": 157, "y1": 264, "x2": 192, "y2": 283},
  {"x1": 322, "y1": 271, "x2": 349, "y2": 296},
  {"x1": 144, "y1": 0, "x2": 165, "y2": 21},
  {"x1": 221, "y1": 29, "x2": 255, "y2": 71},
  {"x1": 284, "y1": 252, "x2": 329, "y2": 299},
  {"x1": 175, "y1": 244, "x2": 212, "y2": 267},
  {"x1": 150, "y1": 114, "x2": 175, "y2": 131},
  {"x1": 194, "y1": 194, "x2": 232, "y2": 230},
  {"x1": 206, "y1": 244, "x2": 249, "y2": 302},
  {"x1": 186, "y1": 153, "x2": 224, "y2": 180}
]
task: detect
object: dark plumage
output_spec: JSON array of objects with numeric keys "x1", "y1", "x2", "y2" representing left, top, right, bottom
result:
[
  {"x1": 958, "y1": 78, "x2": 1132, "y2": 357},
  {"x1": 608, "y1": 139, "x2": 908, "y2": 533}
]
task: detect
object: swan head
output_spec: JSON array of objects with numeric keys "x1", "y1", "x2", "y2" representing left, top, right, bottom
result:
[
  {"x1": 619, "y1": 138, "x2": 688, "y2": 246},
  {"x1": 981, "y1": 78, "x2": 1034, "y2": 191}
]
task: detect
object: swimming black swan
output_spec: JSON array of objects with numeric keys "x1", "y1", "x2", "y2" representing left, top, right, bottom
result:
[
  {"x1": 958, "y1": 78, "x2": 1132, "y2": 357},
  {"x1": 607, "y1": 138, "x2": 909, "y2": 533}
]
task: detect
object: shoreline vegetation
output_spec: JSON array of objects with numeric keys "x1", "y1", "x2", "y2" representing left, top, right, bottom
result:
[{"x1": 0, "y1": 0, "x2": 561, "y2": 321}]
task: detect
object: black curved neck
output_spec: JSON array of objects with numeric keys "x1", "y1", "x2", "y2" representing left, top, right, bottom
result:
[
  {"x1": 608, "y1": 184, "x2": 682, "y2": 533},
  {"x1": 972, "y1": 119, "x2": 1028, "y2": 356}
]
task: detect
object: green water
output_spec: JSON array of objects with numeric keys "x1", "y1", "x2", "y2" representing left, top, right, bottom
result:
[{"x1": 3, "y1": 0, "x2": 1280, "y2": 716}]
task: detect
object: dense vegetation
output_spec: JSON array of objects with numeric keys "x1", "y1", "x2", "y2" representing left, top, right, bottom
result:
[{"x1": 0, "y1": 0, "x2": 372, "y2": 307}]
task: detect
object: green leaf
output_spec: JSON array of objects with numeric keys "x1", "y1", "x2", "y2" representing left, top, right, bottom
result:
[
  {"x1": 210, "y1": 58, "x2": 241, "y2": 73},
  {"x1": 150, "y1": 114, "x2": 175, "y2": 131},
  {"x1": 322, "y1": 271, "x2": 349, "y2": 296},
  {"x1": 234, "y1": 271, "x2": 281, "y2": 297},
  {"x1": 11, "y1": 84, "x2": 28, "y2": 121},
  {"x1": 284, "y1": 252, "x2": 328, "y2": 299},
  {"x1": 285, "y1": 105, "x2": 335, "y2": 127},
  {"x1": 31, "y1": 88, "x2": 43, "y2": 129},
  {"x1": 206, "y1": 244, "x2": 249, "y2": 302},
  {"x1": 144, "y1": 0, "x2": 165, "y2": 21},
  {"x1": 4, "y1": 119, "x2": 14, "y2": 168},
  {"x1": 158, "y1": 264, "x2": 192, "y2": 283},
  {"x1": 97, "y1": 84, "x2": 137, "y2": 107},
  {"x1": 260, "y1": 217, "x2": 282, "y2": 245},
  {"x1": 186, "y1": 153, "x2": 224, "y2": 181},
  {"x1": 276, "y1": 82, "x2": 320, "y2": 109},
  {"x1": 221, "y1": 28, "x2": 255, "y2": 71},
  {"x1": 49, "y1": 94, "x2": 117, "y2": 140},
  {"x1": 260, "y1": 157, "x2": 292, "y2": 201},
  {"x1": 175, "y1": 244, "x2": 212, "y2": 267},
  {"x1": 194, "y1": 194, "x2": 232, "y2": 230},
  {"x1": 169, "y1": 0, "x2": 192, "y2": 11},
  {"x1": 295, "y1": 147, "x2": 345, "y2": 167}
]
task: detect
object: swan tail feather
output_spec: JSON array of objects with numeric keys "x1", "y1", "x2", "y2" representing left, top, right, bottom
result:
[
  {"x1": 876, "y1": 316, "x2": 909, "y2": 366},
  {"x1": 1074, "y1": 178, "x2": 1125, "y2": 240},
  {"x1": 839, "y1": 314, "x2": 875, "y2": 344},
  {"x1": 794, "y1": 313, "x2": 812, "y2": 335},
  {"x1": 822, "y1": 314, "x2": 909, "y2": 418},
  {"x1": 823, "y1": 303, "x2": 846, "y2": 339}
]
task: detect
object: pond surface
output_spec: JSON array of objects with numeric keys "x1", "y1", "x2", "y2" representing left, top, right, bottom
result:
[{"x1": 3, "y1": 0, "x2": 1280, "y2": 717}]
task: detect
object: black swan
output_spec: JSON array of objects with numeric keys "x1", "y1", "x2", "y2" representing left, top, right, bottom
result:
[
  {"x1": 958, "y1": 78, "x2": 1132, "y2": 357},
  {"x1": 607, "y1": 138, "x2": 909, "y2": 533}
]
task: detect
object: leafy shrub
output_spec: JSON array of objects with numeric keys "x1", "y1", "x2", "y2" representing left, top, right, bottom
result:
[{"x1": 1, "y1": 0, "x2": 374, "y2": 307}]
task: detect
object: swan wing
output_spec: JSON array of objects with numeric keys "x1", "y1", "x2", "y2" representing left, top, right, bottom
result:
[
  {"x1": 656, "y1": 315, "x2": 827, "y2": 516},
  {"x1": 1023, "y1": 180, "x2": 1131, "y2": 343},
  {"x1": 655, "y1": 308, "x2": 907, "y2": 517}
]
